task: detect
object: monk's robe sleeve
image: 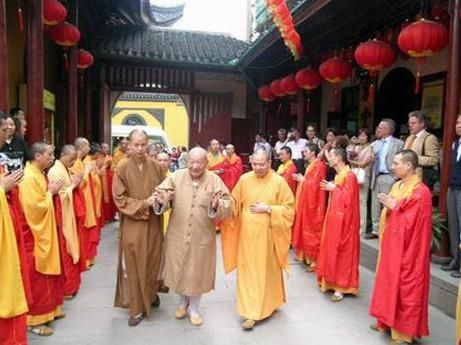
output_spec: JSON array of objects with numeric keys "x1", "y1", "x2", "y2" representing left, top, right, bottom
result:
[
  {"x1": 113, "y1": 166, "x2": 150, "y2": 220},
  {"x1": 220, "y1": 178, "x2": 243, "y2": 273},
  {"x1": 208, "y1": 177, "x2": 233, "y2": 220},
  {"x1": 154, "y1": 174, "x2": 175, "y2": 214},
  {"x1": 269, "y1": 178, "x2": 295, "y2": 270},
  {"x1": 19, "y1": 172, "x2": 61, "y2": 275},
  {"x1": 0, "y1": 187, "x2": 28, "y2": 318}
]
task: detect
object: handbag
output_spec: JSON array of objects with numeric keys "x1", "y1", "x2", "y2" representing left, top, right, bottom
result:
[
  {"x1": 421, "y1": 135, "x2": 439, "y2": 188},
  {"x1": 352, "y1": 167, "x2": 366, "y2": 185}
]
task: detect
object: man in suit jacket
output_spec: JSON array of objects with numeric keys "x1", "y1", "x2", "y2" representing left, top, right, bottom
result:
[
  {"x1": 404, "y1": 110, "x2": 440, "y2": 183},
  {"x1": 364, "y1": 118, "x2": 404, "y2": 239}
]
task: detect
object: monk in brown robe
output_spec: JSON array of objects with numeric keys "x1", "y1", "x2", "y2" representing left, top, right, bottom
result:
[
  {"x1": 112, "y1": 129, "x2": 164, "y2": 327},
  {"x1": 154, "y1": 147, "x2": 233, "y2": 327}
]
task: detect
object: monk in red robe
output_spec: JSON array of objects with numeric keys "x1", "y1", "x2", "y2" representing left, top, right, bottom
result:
[
  {"x1": 316, "y1": 148, "x2": 360, "y2": 302},
  {"x1": 225, "y1": 144, "x2": 243, "y2": 191},
  {"x1": 207, "y1": 139, "x2": 232, "y2": 190},
  {"x1": 48, "y1": 145, "x2": 83, "y2": 298},
  {"x1": 0, "y1": 164, "x2": 30, "y2": 345},
  {"x1": 19, "y1": 142, "x2": 66, "y2": 336},
  {"x1": 276, "y1": 146, "x2": 298, "y2": 195},
  {"x1": 292, "y1": 143, "x2": 327, "y2": 271},
  {"x1": 369, "y1": 150, "x2": 432, "y2": 345}
]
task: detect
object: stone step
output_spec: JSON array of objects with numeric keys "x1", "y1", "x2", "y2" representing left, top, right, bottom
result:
[{"x1": 360, "y1": 238, "x2": 459, "y2": 319}]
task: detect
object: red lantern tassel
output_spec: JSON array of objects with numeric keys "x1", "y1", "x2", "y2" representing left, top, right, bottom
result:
[
  {"x1": 63, "y1": 53, "x2": 69, "y2": 70},
  {"x1": 332, "y1": 87, "x2": 340, "y2": 112},
  {"x1": 18, "y1": 7, "x2": 24, "y2": 32},
  {"x1": 306, "y1": 96, "x2": 311, "y2": 113},
  {"x1": 414, "y1": 71, "x2": 421, "y2": 94}
]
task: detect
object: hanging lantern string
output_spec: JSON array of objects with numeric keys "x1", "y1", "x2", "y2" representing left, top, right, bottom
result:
[{"x1": 18, "y1": 0, "x2": 24, "y2": 32}]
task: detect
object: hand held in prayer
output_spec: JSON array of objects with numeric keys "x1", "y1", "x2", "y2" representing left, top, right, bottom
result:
[
  {"x1": 48, "y1": 179, "x2": 65, "y2": 195},
  {"x1": 0, "y1": 169, "x2": 24, "y2": 191},
  {"x1": 249, "y1": 201, "x2": 270, "y2": 214},
  {"x1": 71, "y1": 173, "x2": 83, "y2": 189},
  {"x1": 320, "y1": 180, "x2": 335, "y2": 191},
  {"x1": 293, "y1": 173, "x2": 304, "y2": 182},
  {"x1": 84, "y1": 162, "x2": 95, "y2": 174},
  {"x1": 377, "y1": 193, "x2": 397, "y2": 210},
  {"x1": 211, "y1": 191, "x2": 222, "y2": 209}
]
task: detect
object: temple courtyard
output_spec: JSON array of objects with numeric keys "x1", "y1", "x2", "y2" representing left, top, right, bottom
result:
[{"x1": 28, "y1": 222, "x2": 456, "y2": 345}]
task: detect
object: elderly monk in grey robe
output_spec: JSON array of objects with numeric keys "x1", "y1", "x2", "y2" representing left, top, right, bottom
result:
[
  {"x1": 112, "y1": 129, "x2": 164, "y2": 327},
  {"x1": 154, "y1": 147, "x2": 233, "y2": 327}
]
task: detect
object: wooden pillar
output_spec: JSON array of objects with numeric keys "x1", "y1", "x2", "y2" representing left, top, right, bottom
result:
[
  {"x1": 85, "y1": 72, "x2": 93, "y2": 139},
  {"x1": 67, "y1": 47, "x2": 78, "y2": 142},
  {"x1": 99, "y1": 65, "x2": 110, "y2": 143},
  {"x1": 439, "y1": 0, "x2": 461, "y2": 217},
  {"x1": 27, "y1": 0, "x2": 44, "y2": 143},
  {"x1": 297, "y1": 90, "x2": 305, "y2": 133},
  {"x1": 0, "y1": 0, "x2": 8, "y2": 112},
  {"x1": 67, "y1": 0, "x2": 78, "y2": 142}
]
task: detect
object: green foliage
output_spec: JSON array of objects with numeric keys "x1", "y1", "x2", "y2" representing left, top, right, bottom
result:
[{"x1": 432, "y1": 209, "x2": 448, "y2": 251}]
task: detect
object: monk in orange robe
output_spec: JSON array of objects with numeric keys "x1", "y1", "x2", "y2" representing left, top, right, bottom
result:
[
  {"x1": 225, "y1": 144, "x2": 243, "y2": 191},
  {"x1": 292, "y1": 143, "x2": 327, "y2": 271},
  {"x1": 316, "y1": 148, "x2": 360, "y2": 302},
  {"x1": 48, "y1": 145, "x2": 83, "y2": 298},
  {"x1": 0, "y1": 165, "x2": 29, "y2": 345},
  {"x1": 19, "y1": 142, "x2": 66, "y2": 336},
  {"x1": 276, "y1": 146, "x2": 298, "y2": 195},
  {"x1": 221, "y1": 150, "x2": 295, "y2": 330},
  {"x1": 70, "y1": 138, "x2": 99, "y2": 267},
  {"x1": 369, "y1": 150, "x2": 432, "y2": 344},
  {"x1": 101, "y1": 142, "x2": 116, "y2": 221},
  {"x1": 207, "y1": 139, "x2": 232, "y2": 190},
  {"x1": 112, "y1": 138, "x2": 129, "y2": 170}
]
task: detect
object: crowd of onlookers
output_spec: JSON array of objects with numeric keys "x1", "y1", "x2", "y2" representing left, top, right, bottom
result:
[{"x1": 251, "y1": 110, "x2": 461, "y2": 279}]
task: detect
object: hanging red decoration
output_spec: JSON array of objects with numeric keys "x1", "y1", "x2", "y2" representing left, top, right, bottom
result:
[
  {"x1": 270, "y1": 79, "x2": 286, "y2": 97},
  {"x1": 258, "y1": 85, "x2": 276, "y2": 102},
  {"x1": 397, "y1": 18, "x2": 448, "y2": 93},
  {"x1": 319, "y1": 57, "x2": 351, "y2": 112},
  {"x1": 280, "y1": 75, "x2": 300, "y2": 95},
  {"x1": 49, "y1": 22, "x2": 81, "y2": 47},
  {"x1": 265, "y1": 0, "x2": 304, "y2": 60},
  {"x1": 319, "y1": 57, "x2": 352, "y2": 84},
  {"x1": 44, "y1": 0, "x2": 67, "y2": 26},
  {"x1": 77, "y1": 49, "x2": 94, "y2": 69},
  {"x1": 295, "y1": 68, "x2": 322, "y2": 90},
  {"x1": 17, "y1": 2, "x2": 24, "y2": 32}
]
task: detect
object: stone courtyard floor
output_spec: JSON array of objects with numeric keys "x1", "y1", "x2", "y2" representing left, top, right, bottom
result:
[{"x1": 29, "y1": 222, "x2": 456, "y2": 345}]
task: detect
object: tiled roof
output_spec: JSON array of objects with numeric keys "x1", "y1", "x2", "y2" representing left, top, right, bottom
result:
[
  {"x1": 94, "y1": 27, "x2": 249, "y2": 68},
  {"x1": 150, "y1": 4, "x2": 185, "y2": 27}
]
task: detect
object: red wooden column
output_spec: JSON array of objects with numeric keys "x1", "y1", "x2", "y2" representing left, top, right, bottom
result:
[
  {"x1": 85, "y1": 73, "x2": 93, "y2": 139},
  {"x1": 297, "y1": 89, "x2": 305, "y2": 133},
  {"x1": 67, "y1": 46, "x2": 78, "y2": 142},
  {"x1": 439, "y1": 0, "x2": 461, "y2": 217},
  {"x1": 99, "y1": 65, "x2": 110, "y2": 143},
  {"x1": 0, "y1": 0, "x2": 8, "y2": 112},
  {"x1": 27, "y1": 0, "x2": 45, "y2": 143}
]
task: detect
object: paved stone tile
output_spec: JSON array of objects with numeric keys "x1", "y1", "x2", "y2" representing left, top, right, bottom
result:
[{"x1": 28, "y1": 222, "x2": 456, "y2": 345}]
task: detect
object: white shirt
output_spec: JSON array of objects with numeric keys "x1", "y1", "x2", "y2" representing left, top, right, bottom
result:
[
  {"x1": 452, "y1": 138, "x2": 461, "y2": 161},
  {"x1": 274, "y1": 140, "x2": 286, "y2": 155},
  {"x1": 286, "y1": 138, "x2": 308, "y2": 160}
]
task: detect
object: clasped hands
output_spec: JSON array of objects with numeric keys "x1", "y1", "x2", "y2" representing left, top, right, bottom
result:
[
  {"x1": 320, "y1": 180, "x2": 335, "y2": 191},
  {"x1": 377, "y1": 193, "x2": 397, "y2": 210},
  {"x1": 0, "y1": 169, "x2": 24, "y2": 192}
]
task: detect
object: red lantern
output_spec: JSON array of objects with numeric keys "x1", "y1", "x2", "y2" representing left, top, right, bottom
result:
[
  {"x1": 398, "y1": 18, "x2": 448, "y2": 93},
  {"x1": 354, "y1": 39, "x2": 396, "y2": 75},
  {"x1": 43, "y1": 0, "x2": 67, "y2": 26},
  {"x1": 280, "y1": 75, "x2": 299, "y2": 95},
  {"x1": 258, "y1": 85, "x2": 276, "y2": 102},
  {"x1": 295, "y1": 68, "x2": 322, "y2": 90},
  {"x1": 49, "y1": 22, "x2": 81, "y2": 47},
  {"x1": 319, "y1": 57, "x2": 352, "y2": 84},
  {"x1": 77, "y1": 49, "x2": 94, "y2": 69},
  {"x1": 270, "y1": 79, "x2": 286, "y2": 97}
]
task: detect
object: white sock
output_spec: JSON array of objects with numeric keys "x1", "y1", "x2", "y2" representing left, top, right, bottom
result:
[
  {"x1": 188, "y1": 295, "x2": 201, "y2": 317},
  {"x1": 179, "y1": 295, "x2": 189, "y2": 309}
]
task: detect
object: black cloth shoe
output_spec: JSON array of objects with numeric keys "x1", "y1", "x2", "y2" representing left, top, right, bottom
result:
[
  {"x1": 152, "y1": 294, "x2": 160, "y2": 308},
  {"x1": 450, "y1": 271, "x2": 461, "y2": 278},
  {"x1": 128, "y1": 314, "x2": 144, "y2": 327},
  {"x1": 441, "y1": 261, "x2": 459, "y2": 271},
  {"x1": 363, "y1": 233, "x2": 378, "y2": 240}
]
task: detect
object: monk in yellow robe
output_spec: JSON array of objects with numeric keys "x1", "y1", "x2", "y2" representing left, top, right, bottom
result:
[
  {"x1": 221, "y1": 149, "x2": 295, "y2": 330},
  {"x1": 155, "y1": 151, "x2": 172, "y2": 233},
  {"x1": 70, "y1": 138, "x2": 98, "y2": 267},
  {"x1": 276, "y1": 146, "x2": 298, "y2": 195},
  {"x1": 0, "y1": 167, "x2": 28, "y2": 344},
  {"x1": 48, "y1": 145, "x2": 83, "y2": 298},
  {"x1": 112, "y1": 138, "x2": 129, "y2": 170},
  {"x1": 19, "y1": 142, "x2": 66, "y2": 336}
]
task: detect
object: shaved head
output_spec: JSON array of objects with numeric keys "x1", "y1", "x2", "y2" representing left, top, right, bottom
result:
[
  {"x1": 129, "y1": 129, "x2": 148, "y2": 141},
  {"x1": 61, "y1": 144, "x2": 76, "y2": 157},
  {"x1": 188, "y1": 147, "x2": 208, "y2": 179},
  {"x1": 252, "y1": 149, "x2": 270, "y2": 162},
  {"x1": 209, "y1": 139, "x2": 220, "y2": 153},
  {"x1": 251, "y1": 149, "x2": 271, "y2": 178},
  {"x1": 74, "y1": 137, "x2": 89, "y2": 150},
  {"x1": 189, "y1": 147, "x2": 208, "y2": 161}
]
